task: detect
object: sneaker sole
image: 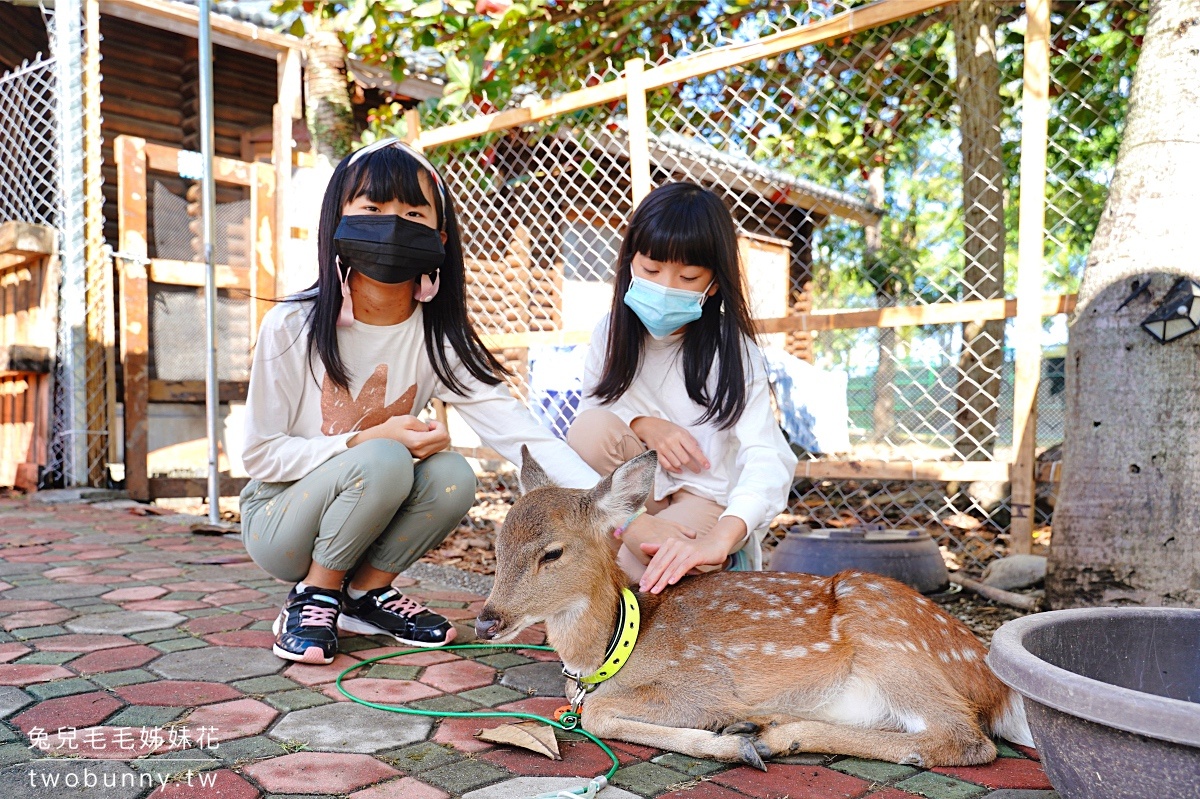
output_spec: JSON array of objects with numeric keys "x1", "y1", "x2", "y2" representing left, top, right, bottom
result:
[
  {"x1": 336, "y1": 614, "x2": 458, "y2": 647},
  {"x1": 271, "y1": 612, "x2": 335, "y2": 665}
]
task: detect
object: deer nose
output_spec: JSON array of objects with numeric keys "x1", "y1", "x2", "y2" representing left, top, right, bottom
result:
[{"x1": 475, "y1": 608, "x2": 502, "y2": 640}]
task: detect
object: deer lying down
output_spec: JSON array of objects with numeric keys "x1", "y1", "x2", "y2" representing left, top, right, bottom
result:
[{"x1": 475, "y1": 449, "x2": 1034, "y2": 769}]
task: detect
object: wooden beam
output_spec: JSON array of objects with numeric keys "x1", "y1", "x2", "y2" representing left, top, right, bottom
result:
[
  {"x1": 796, "y1": 459, "x2": 1010, "y2": 483},
  {"x1": 273, "y1": 48, "x2": 301, "y2": 317},
  {"x1": 1009, "y1": 0, "x2": 1051, "y2": 555},
  {"x1": 150, "y1": 474, "x2": 248, "y2": 499},
  {"x1": 143, "y1": 142, "x2": 255, "y2": 186},
  {"x1": 252, "y1": 162, "x2": 277, "y2": 334},
  {"x1": 99, "y1": 0, "x2": 301, "y2": 58},
  {"x1": 148, "y1": 379, "x2": 247, "y2": 403},
  {"x1": 418, "y1": 0, "x2": 954, "y2": 150},
  {"x1": 0, "y1": 222, "x2": 57, "y2": 271},
  {"x1": 115, "y1": 135, "x2": 150, "y2": 502},
  {"x1": 149, "y1": 259, "x2": 251, "y2": 291},
  {"x1": 0, "y1": 346, "x2": 51, "y2": 374}
]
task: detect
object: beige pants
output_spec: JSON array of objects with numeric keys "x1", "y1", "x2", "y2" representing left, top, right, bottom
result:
[{"x1": 567, "y1": 408, "x2": 726, "y2": 581}]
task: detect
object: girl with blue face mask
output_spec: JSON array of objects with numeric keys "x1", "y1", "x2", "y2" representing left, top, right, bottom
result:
[{"x1": 568, "y1": 182, "x2": 798, "y2": 594}]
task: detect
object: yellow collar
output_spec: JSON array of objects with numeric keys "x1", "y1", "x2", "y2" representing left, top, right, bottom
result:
[{"x1": 577, "y1": 587, "x2": 640, "y2": 687}]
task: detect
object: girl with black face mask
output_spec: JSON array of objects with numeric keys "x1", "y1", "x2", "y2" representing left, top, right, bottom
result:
[{"x1": 239, "y1": 139, "x2": 600, "y2": 665}]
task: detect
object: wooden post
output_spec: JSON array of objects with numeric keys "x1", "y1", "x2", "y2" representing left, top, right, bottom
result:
[
  {"x1": 403, "y1": 107, "x2": 423, "y2": 147},
  {"x1": 272, "y1": 47, "x2": 301, "y2": 322},
  {"x1": 115, "y1": 136, "x2": 150, "y2": 502},
  {"x1": 252, "y1": 162, "x2": 277, "y2": 334},
  {"x1": 625, "y1": 58, "x2": 651, "y2": 208},
  {"x1": 1010, "y1": 0, "x2": 1051, "y2": 554}
]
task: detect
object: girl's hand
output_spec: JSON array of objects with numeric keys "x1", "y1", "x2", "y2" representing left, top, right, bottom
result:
[
  {"x1": 629, "y1": 417, "x2": 710, "y2": 474},
  {"x1": 621, "y1": 512, "x2": 697, "y2": 554},
  {"x1": 638, "y1": 536, "x2": 728, "y2": 594},
  {"x1": 350, "y1": 415, "x2": 451, "y2": 459}
]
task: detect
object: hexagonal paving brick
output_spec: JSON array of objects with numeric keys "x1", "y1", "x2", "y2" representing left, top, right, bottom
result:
[
  {"x1": 933, "y1": 758, "x2": 1052, "y2": 790},
  {"x1": 34, "y1": 634, "x2": 134, "y2": 653},
  {"x1": 324, "y1": 678, "x2": 442, "y2": 705},
  {"x1": 419, "y1": 659, "x2": 497, "y2": 693},
  {"x1": 711, "y1": 763, "x2": 873, "y2": 799},
  {"x1": 183, "y1": 614, "x2": 252, "y2": 636},
  {"x1": 1, "y1": 609, "x2": 77, "y2": 631},
  {"x1": 183, "y1": 697, "x2": 278, "y2": 741},
  {"x1": 71, "y1": 645, "x2": 160, "y2": 675},
  {"x1": 0, "y1": 686, "x2": 34, "y2": 717},
  {"x1": 0, "y1": 759, "x2": 144, "y2": 799},
  {"x1": 203, "y1": 630, "x2": 276, "y2": 648},
  {"x1": 65, "y1": 611, "x2": 186, "y2": 636},
  {"x1": 350, "y1": 777, "x2": 449, "y2": 799},
  {"x1": 150, "y1": 646, "x2": 282, "y2": 681},
  {"x1": 146, "y1": 768, "x2": 259, "y2": 799},
  {"x1": 0, "y1": 643, "x2": 30, "y2": 663},
  {"x1": 462, "y1": 777, "x2": 641, "y2": 799},
  {"x1": 12, "y1": 690, "x2": 123, "y2": 733},
  {"x1": 115, "y1": 681, "x2": 242, "y2": 707},
  {"x1": 0, "y1": 583, "x2": 110, "y2": 600},
  {"x1": 283, "y1": 654, "x2": 363, "y2": 687},
  {"x1": 242, "y1": 751, "x2": 399, "y2": 794},
  {"x1": 0, "y1": 664, "x2": 75, "y2": 686},
  {"x1": 499, "y1": 662, "x2": 568, "y2": 698},
  {"x1": 101, "y1": 586, "x2": 168, "y2": 602},
  {"x1": 267, "y1": 701, "x2": 433, "y2": 753}
]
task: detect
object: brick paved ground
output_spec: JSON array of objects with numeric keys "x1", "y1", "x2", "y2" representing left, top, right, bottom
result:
[{"x1": 0, "y1": 494, "x2": 1056, "y2": 799}]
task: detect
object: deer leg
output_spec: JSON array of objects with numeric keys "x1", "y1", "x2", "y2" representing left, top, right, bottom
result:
[
  {"x1": 752, "y1": 716, "x2": 997, "y2": 768},
  {"x1": 582, "y1": 703, "x2": 765, "y2": 770}
]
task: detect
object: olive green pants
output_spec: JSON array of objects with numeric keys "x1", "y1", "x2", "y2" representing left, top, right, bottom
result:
[{"x1": 240, "y1": 439, "x2": 476, "y2": 582}]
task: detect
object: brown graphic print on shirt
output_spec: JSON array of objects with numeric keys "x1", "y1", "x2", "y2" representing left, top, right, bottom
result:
[{"x1": 320, "y1": 364, "x2": 417, "y2": 435}]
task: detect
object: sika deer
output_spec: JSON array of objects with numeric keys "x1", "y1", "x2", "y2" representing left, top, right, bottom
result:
[{"x1": 475, "y1": 449, "x2": 1034, "y2": 769}]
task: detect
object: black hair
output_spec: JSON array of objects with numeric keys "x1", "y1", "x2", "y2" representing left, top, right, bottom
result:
[
  {"x1": 305, "y1": 145, "x2": 506, "y2": 394},
  {"x1": 592, "y1": 181, "x2": 756, "y2": 430}
]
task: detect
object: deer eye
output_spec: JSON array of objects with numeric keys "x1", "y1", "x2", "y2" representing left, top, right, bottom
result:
[{"x1": 540, "y1": 547, "x2": 563, "y2": 564}]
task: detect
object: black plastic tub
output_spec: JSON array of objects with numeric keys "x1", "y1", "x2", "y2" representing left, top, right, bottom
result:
[{"x1": 988, "y1": 607, "x2": 1200, "y2": 799}]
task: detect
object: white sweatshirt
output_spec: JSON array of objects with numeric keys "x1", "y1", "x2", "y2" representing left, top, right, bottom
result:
[
  {"x1": 579, "y1": 315, "x2": 798, "y2": 555},
  {"x1": 242, "y1": 301, "x2": 600, "y2": 489}
]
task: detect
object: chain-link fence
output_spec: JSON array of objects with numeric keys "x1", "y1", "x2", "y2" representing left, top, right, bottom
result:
[{"x1": 413, "y1": 0, "x2": 1142, "y2": 569}]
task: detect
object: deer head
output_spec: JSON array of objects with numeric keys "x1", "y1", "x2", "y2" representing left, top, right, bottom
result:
[{"x1": 474, "y1": 446, "x2": 656, "y2": 643}]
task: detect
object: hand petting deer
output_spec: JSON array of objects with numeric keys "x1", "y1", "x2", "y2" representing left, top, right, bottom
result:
[{"x1": 475, "y1": 448, "x2": 1034, "y2": 770}]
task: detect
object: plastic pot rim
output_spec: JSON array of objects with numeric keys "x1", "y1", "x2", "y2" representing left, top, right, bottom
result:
[{"x1": 987, "y1": 607, "x2": 1200, "y2": 747}]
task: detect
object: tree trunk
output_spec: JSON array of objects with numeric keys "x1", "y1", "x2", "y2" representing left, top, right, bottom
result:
[
  {"x1": 952, "y1": 0, "x2": 1007, "y2": 461},
  {"x1": 867, "y1": 167, "x2": 895, "y2": 443},
  {"x1": 1047, "y1": 0, "x2": 1200, "y2": 608},
  {"x1": 303, "y1": 27, "x2": 356, "y2": 161}
]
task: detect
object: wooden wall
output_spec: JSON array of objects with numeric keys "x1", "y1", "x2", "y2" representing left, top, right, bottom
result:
[{"x1": 0, "y1": 6, "x2": 49, "y2": 70}]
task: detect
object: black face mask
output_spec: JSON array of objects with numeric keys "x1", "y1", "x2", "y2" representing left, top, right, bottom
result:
[{"x1": 333, "y1": 214, "x2": 445, "y2": 284}]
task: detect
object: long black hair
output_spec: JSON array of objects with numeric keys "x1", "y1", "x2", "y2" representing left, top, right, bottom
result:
[
  {"x1": 305, "y1": 143, "x2": 506, "y2": 394},
  {"x1": 592, "y1": 182, "x2": 756, "y2": 430}
]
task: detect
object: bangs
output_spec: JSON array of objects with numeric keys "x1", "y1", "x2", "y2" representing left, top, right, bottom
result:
[
  {"x1": 627, "y1": 188, "x2": 725, "y2": 269},
  {"x1": 342, "y1": 146, "x2": 440, "y2": 219}
]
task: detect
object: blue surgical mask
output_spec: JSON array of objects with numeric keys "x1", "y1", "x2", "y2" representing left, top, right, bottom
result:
[{"x1": 623, "y1": 276, "x2": 714, "y2": 339}]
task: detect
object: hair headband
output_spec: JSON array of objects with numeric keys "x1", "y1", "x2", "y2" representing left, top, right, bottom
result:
[{"x1": 347, "y1": 137, "x2": 448, "y2": 221}]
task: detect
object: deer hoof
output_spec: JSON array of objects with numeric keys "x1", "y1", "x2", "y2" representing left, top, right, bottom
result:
[
  {"x1": 735, "y1": 737, "x2": 767, "y2": 772},
  {"x1": 900, "y1": 753, "x2": 925, "y2": 767},
  {"x1": 721, "y1": 721, "x2": 760, "y2": 736}
]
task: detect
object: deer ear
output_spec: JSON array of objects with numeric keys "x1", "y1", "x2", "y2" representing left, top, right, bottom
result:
[
  {"x1": 590, "y1": 451, "x2": 657, "y2": 529},
  {"x1": 518, "y1": 445, "x2": 556, "y2": 495}
]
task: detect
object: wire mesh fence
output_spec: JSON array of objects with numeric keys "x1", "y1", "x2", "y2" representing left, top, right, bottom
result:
[{"x1": 416, "y1": 0, "x2": 1143, "y2": 569}]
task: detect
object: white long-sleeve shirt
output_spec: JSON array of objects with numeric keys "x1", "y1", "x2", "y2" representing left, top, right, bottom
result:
[
  {"x1": 242, "y1": 301, "x2": 600, "y2": 489},
  {"x1": 579, "y1": 315, "x2": 798, "y2": 558}
]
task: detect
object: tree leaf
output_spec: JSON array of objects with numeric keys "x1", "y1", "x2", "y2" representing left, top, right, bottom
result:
[{"x1": 475, "y1": 721, "x2": 562, "y2": 760}]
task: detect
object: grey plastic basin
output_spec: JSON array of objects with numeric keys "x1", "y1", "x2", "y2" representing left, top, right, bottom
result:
[{"x1": 988, "y1": 607, "x2": 1200, "y2": 799}]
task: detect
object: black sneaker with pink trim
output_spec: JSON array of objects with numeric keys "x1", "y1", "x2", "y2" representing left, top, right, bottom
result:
[
  {"x1": 271, "y1": 585, "x2": 341, "y2": 665},
  {"x1": 337, "y1": 586, "x2": 457, "y2": 647}
]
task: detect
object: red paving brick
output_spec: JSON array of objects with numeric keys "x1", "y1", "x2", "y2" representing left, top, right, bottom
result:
[
  {"x1": 12, "y1": 691, "x2": 123, "y2": 733},
  {"x1": 43, "y1": 566, "x2": 97, "y2": 578},
  {"x1": 419, "y1": 659, "x2": 497, "y2": 693},
  {"x1": 352, "y1": 647, "x2": 460, "y2": 665},
  {"x1": 243, "y1": 751, "x2": 400, "y2": 794},
  {"x1": 101, "y1": 586, "x2": 168, "y2": 602},
  {"x1": 1, "y1": 608, "x2": 76, "y2": 630},
  {"x1": 711, "y1": 764, "x2": 873, "y2": 799},
  {"x1": 0, "y1": 664, "x2": 75, "y2": 685},
  {"x1": 35, "y1": 634, "x2": 134, "y2": 653},
  {"x1": 71, "y1": 645, "x2": 160, "y2": 674},
  {"x1": 202, "y1": 588, "x2": 266, "y2": 606},
  {"x1": 203, "y1": 630, "x2": 277, "y2": 648},
  {"x1": 0, "y1": 642, "x2": 31, "y2": 663},
  {"x1": 148, "y1": 769, "x2": 259, "y2": 799},
  {"x1": 481, "y1": 735, "x2": 641, "y2": 777},
  {"x1": 130, "y1": 567, "x2": 185, "y2": 580},
  {"x1": 122, "y1": 599, "x2": 211, "y2": 612},
  {"x1": 432, "y1": 714, "x2": 504, "y2": 753},
  {"x1": 323, "y1": 678, "x2": 442, "y2": 704},
  {"x1": 350, "y1": 776, "x2": 449, "y2": 799},
  {"x1": 283, "y1": 654, "x2": 364, "y2": 686},
  {"x1": 661, "y1": 783, "x2": 754, "y2": 799},
  {"x1": 933, "y1": 757, "x2": 1052, "y2": 789},
  {"x1": 184, "y1": 614, "x2": 253, "y2": 635},
  {"x1": 165, "y1": 581, "x2": 245, "y2": 593},
  {"x1": 0, "y1": 600, "x2": 58, "y2": 613},
  {"x1": 183, "y1": 697, "x2": 278, "y2": 741},
  {"x1": 115, "y1": 680, "x2": 242, "y2": 706}
]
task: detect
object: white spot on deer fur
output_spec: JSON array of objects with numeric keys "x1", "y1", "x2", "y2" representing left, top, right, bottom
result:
[
  {"x1": 813, "y1": 642, "x2": 831, "y2": 652},
  {"x1": 830, "y1": 616, "x2": 843, "y2": 641},
  {"x1": 903, "y1": 641, "x2": 918, "y2": 653},
  {"x1": 791, "y1": 616, "x2": 807, "y2": 627},
  {"x1": 766, "y1": 609, "x2": 783, "y2": 619},
  {"x1": 899, "y1": 713, "x2": 928, "y2": 733},
  {"x1": 781, "y1": 645, "x2": 808, "y2": 658},
  {"x1": 936, "y1": 614, "x2": 949, "y2": 624},
  {"x1": 762, "y1": 642, "x2": 777, "y2": 655},
  {"x1": 726, "y1": 643, "x2": 756, "y2": 657},
  {"x1": 939, "y1": 652, "x2": 952, "y2": 663},
  {"x1": 865, "y1": 582, "x2": 885, "y2": 592},
  {"x1": 835, "y1": 583, "x2": 855, "y2": 598},
  {"x1": 668, "y1": 660, "x2": 679, "y2": 667},
  {"x1": 962, "y1": 649, "x2": 978, "y2": 662},
  {"x1": 921, "y1": 640, "x2": 931, "y2": 652},
  {"x1": 891, "y1": 617, "x2": 909, "y2": 627},
  {"x1": 806, "y1": 606, "x2": 820, "y2": 615},
  {"x1": 749, "y1": 611, "x2": 762, "y2": 620},
  {"x1": 722, "y1": 603, "x2": 741, "y2": 612}
]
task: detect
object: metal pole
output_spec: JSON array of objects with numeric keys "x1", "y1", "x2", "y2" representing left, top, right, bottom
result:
[{"x1": 198, "y1": 0, "x2": 220, "y2": 523}]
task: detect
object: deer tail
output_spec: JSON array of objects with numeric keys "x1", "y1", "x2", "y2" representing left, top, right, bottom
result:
[{"x1": 989, "y1": 690, "x2": 1035, "y2": 748}]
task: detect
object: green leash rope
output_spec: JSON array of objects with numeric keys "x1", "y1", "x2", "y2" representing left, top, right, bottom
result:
[{"x1": 335, "y1": 643, "x2": 619, "y2": 796}]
